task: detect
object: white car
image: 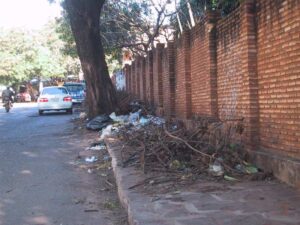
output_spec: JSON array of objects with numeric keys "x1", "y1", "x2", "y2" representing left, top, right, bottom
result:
[{"x1": 38, "y1": 86, "x2": 73, "y2": 115}]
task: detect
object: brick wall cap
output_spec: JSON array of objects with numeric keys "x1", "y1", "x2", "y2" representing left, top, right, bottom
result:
[{"x1": 204, "y1": 9, "x2": 221, "y2": 22}]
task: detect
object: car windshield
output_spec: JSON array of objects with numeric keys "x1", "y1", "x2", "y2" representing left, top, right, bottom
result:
[
  {"x1": 64, "y1": 84, "x2": 84, "y2": 92},
  {"x1": 42, "y1": 87, "x2": 68, "y2": 95}
]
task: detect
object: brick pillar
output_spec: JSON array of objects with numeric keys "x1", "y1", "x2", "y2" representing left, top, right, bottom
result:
[
  {"x1": 153, "y1": 43, "x2": 164, "y2": 110},
  {"x1": 136, "y1": 57, "x2": 141, "y2": 99},
  {"x1": 124, "y1": 65, "x2": 128, "y2": 92},
  {"x1": 128, "y1": 65, "x2": 132, "y2": 93},
  {"x1": 190, "y1": 12, "x2": 219, "y2": 118},
  {"x1": 240, "y1": 0, "x2": 259, "y2": 149},
  {"x1": 206, "y1": 11, "x2": 219, "y2": 117},
  {"x1": 140, "y1": 57, "x2": 146, "y2": 102},
  {"x1": 146, "y1": 50, "x2": 154, "y2": 106},
  {"x1": 131, "y1": 62, "x2": 136, "y2": 96},
  {"x1": 163, "y1": 42, "x2": 176, "y2": 118},
  {"x1": 175, "y1": 30, "x2": 192, "y2": 119},
  {"x1": 128, "y1": 65, "x2": 132, "y2": 94}
]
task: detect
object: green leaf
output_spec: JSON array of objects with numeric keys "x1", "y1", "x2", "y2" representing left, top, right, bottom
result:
[
  {"x1": 245, "y1": 165, "x2": 258, "y2": 174},
  {"x1": 224, "y1": 175, "x2": 239, "y2": 181}
]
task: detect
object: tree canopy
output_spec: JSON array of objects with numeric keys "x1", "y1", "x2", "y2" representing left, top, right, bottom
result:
[
  {"x1": 56, "y1": 0, "x2": 175, "y2": 60},
  {"x1": 0, "y1": 22, "x2": 80, "y2": 85},
  {"x1": 171, "y1": 0, "x2": 242, "y2": 33},
  {"x1": 56, "y1": 0, "x2": 243, "y2": 61}
]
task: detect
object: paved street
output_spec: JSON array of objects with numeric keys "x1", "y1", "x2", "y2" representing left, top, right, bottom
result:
[{"x1": 0, "y1": 103, "x2": 125, "y2": 225}]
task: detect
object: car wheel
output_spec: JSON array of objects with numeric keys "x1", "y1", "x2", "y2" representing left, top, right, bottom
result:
[
  {"x1": 67, "y1": 108, "x2": 73, "y2": 114},
  {"x1": 39, "y1": 110, "x2": 43, "y2": 115}
]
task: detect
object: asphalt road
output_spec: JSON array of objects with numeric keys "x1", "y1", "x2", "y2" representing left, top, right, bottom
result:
[{"x1": 0, "y1": 103, "x2": 118, "y2": 225}]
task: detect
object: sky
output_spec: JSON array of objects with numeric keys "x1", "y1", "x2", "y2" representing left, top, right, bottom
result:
[{"x1": 0, "y1": 0, "x2": 62, "y2": 29}]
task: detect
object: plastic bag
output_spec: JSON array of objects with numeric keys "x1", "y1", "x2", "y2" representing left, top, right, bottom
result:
[{"x1": 86, "y1": 114, "x2": 112, "y2": 131}]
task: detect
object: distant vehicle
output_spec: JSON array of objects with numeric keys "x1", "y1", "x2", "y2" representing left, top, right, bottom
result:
[
  {"x1": 16, "y1": 85, "x2": 31, "y2": 102},
  {"x1": 16, "y1": 92, "x2": 31, "y2": 102},
  {"x1": 63, "y1": 82, "x2": 86, "y2": 103},
  {"x1": 38, "y1": 86, "x2": 73, "y2": 115}
]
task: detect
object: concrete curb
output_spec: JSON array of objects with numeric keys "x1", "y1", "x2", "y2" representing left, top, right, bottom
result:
[{"x1": 106, "y1": 138, "x2": 170, "y2": 225}]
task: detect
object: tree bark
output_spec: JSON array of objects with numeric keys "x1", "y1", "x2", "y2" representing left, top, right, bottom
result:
[{"x1": 65, "y1": 0, "x2": 117, "y2": 118}]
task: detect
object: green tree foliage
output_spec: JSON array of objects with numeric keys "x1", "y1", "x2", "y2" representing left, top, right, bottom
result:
[
  {"x1": 172, "y1": 0, "x2": 243, "y2": 32},
  {"x1": 194, "y1": 0, "x2": 243, "y2": 15},
  {"x1": 0, "y1": 29, "x2": 36, "y2": 84},
  {"x1": 0, "y1": 22, "x2": 80, "y2": 85},
  {"x1": 55, "y1": 10, "x2": 78, "y2": 58},
  {"x1": 56, "y1": 0, "x2": 172, "y2": 61}
]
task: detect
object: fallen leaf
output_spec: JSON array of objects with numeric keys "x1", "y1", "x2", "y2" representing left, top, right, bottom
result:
[{"x1": 224, "y1": 175, "x2": 239, "y2": 181}]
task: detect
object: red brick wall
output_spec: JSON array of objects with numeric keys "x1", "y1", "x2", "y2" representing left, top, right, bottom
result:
[
  {"x1": 217, "y1": 0, "x2": 260, "y2": 149},
  {"x1": 125, "y1": 0, "x2": 300, "y2": 159},
  {"x1": 131, "y1": 62, "x2": 136, "y2": 96},
  {"x1": 140, "y1": 57, "x2": 146, "y2": 102},
  {"x1": 216, "y1": 8, "x2": 243, "y2": 121},
  {"x1": 153, "y1": 44, "x2": 164, "y2": 108},
  {"x1": 136, "y1": 58, "x2": 141, "y2": 98},
  {"x1": 145, "y1": 51, "x2": 154, "y2": 105},
  {"x1": 175, "y1": 31, "x2": 192, "y2": 119},
  {"x1": 190, "y1": 13, "x2": 218, "y2": 118},
  {"x1": 162, "y1": 42, "x2": 176, "y2": 118},
  {"x1": 257, "y1": 0, "x2": 300, "y2": 158}
]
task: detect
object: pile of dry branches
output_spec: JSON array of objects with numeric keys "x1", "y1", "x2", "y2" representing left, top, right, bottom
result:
[{"x1": 117, "y1": 118, "x2": 248, "y2": 177}]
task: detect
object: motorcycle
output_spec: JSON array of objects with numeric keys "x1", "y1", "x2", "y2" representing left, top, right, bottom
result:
[{"x1": 3, "y1": 97, "x2": 12, "y2": 112}]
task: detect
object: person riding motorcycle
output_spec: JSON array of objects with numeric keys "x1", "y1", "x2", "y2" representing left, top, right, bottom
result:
[{"x1": 2, "y1": 87, "x2": 14, "y2": 103}]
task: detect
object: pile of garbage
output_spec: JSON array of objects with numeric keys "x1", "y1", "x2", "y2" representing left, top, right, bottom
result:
[
  {"x1": 84, "y1": 101, "x2": 270, "y2": 183},
  {"x1": 117, "y1": 120, "x2": 269, "y2": 181}
]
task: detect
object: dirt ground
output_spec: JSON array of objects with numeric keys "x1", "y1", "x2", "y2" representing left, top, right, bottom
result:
[{"x1": 72, "y1": 119, "x2": 129, "y2": 225}]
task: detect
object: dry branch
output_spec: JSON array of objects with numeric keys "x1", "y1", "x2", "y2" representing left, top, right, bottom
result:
[{"x1": 163, "y1": 126, "x2": 212, "y2": 161}]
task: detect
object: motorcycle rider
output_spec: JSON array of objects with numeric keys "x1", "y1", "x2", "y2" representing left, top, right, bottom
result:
[{"x1": 2, "y1": 87, "x2": 14, "y2": 103}]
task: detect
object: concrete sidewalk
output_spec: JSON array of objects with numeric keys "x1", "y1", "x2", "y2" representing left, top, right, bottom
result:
[{"x1": 106, "y1": 138, "x2": 300, "y2": 225}]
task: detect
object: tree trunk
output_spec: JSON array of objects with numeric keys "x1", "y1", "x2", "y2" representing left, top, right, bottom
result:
[{"x1": 65, "y1": 0, "x2": 117, "y2": 118}]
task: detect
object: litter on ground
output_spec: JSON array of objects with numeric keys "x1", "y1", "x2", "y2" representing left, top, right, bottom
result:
[
  {"x1": 86, "y1": 115, "x2": 113, "y2": 131},
  {"x1": 85, "y1": 156, "x2": 98, "y2": 163},
  {"x1": 83, "y1": 99, "x2": 268, "y2": 187}
]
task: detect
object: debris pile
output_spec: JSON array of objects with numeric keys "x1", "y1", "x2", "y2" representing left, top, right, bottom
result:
[
  {"x1": 84, "y1": 100, "x2": 271, "y2": 186},
  {"x1": 116, "y1": 119, "x2": 262, "y2": 180}
]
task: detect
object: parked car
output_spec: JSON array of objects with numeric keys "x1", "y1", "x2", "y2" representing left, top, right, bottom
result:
[
  {"x1": 38, "y1": 86, "x2": 73, "y2": 115},
  {"x1": 63, "y1": 82, "x2": 86, "y2": 103},
  {"x1": 16, "y1": 92, "x2": 31, "y2": 102}
]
